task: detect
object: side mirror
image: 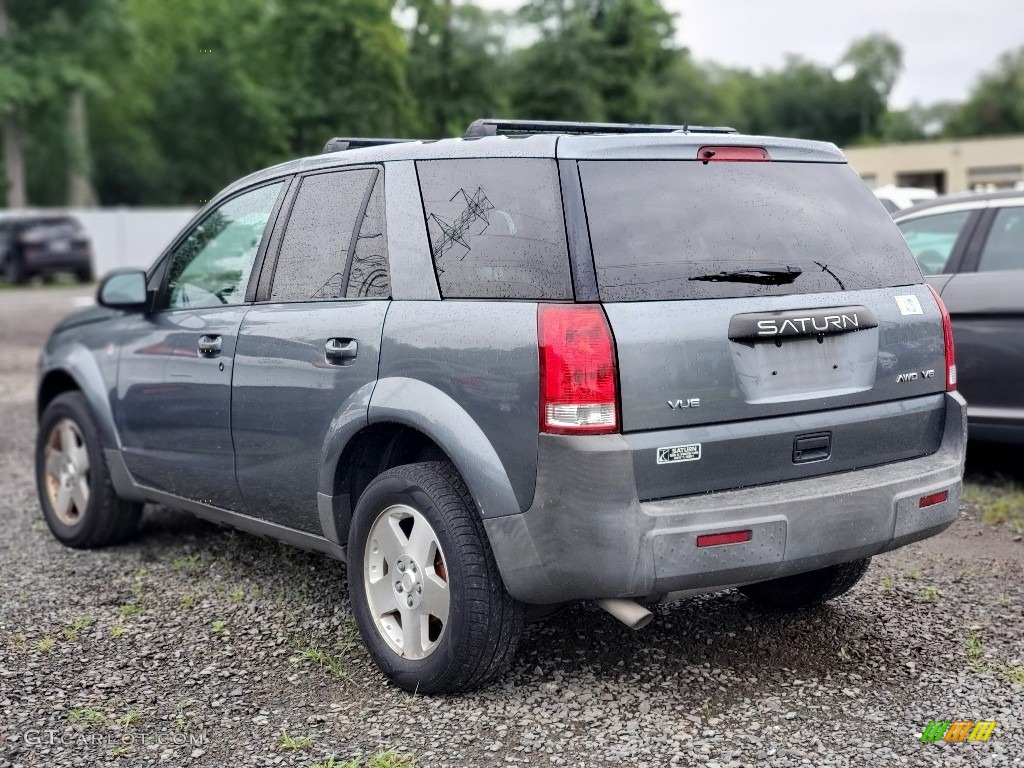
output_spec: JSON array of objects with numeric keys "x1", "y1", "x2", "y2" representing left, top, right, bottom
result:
[{"x1": 98, "y1": 269, "x2": 149, "y2": 311}]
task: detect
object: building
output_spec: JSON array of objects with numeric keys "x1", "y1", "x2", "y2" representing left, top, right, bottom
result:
[{"x1": 843, "y1": 134, "x2": 1024, "y2": 195}]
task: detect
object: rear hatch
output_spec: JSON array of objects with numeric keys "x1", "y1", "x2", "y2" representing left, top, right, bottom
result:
[{"x1": 575, "y1": 147, "x2": 948, "y2": 500}]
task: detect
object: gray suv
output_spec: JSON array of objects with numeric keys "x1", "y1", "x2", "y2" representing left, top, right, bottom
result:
[{"x1": 35, "y1": 119, "x2": 967, "y2": 693}]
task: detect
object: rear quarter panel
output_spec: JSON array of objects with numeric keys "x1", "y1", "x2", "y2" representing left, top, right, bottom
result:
[{"x1": 376, "y1": 301, "x2": 539, "y2": 514}]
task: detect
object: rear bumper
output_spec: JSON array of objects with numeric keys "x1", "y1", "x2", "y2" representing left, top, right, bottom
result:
[{"x1": 485, "y1": 392, "x2": 967, "y2": 604}]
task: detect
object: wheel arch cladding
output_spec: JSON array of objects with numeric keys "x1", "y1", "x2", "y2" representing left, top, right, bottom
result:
[
  {"x1": 364, "y1": 377, "x2": 522, "y2": 521},
  {"x1": 38, "y1": 357, "x2": 118, "y2": 449}
]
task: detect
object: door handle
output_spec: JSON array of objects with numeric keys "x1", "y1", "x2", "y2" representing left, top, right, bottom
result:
[
  {"x1": 197, "y1": 335, "x2": 222, "y2": 357},
  {"x1": 325, "y1": 338, "x2": 358, "y2": 364}
]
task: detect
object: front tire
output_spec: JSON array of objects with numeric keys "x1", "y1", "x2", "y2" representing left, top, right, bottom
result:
[
  {"x1": 739, "y1": 558, "x2": 871, "y2": 611},
  {"x1": 3, "y1": 256, "x2": 28, "y2": 285},
  {"x1": 36, "y1": 392, "x2": 142, "y2": 548},
  {"x1": 348, "y1": 461, "x2": 524, "y2": 693}
]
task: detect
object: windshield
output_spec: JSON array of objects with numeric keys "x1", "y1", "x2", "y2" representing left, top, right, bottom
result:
[{"x1": 579, "y1": 160, "x2": 922, "y2": 301}]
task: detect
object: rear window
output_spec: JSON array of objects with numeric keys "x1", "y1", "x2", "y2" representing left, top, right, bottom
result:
[
  {"x1": 417, "y1": 158, "x2": 572, "y2": 300},
  {"x1": 580, "y1": 160, "x2": 922, "y2": 301},
  {"x1": 20, "y1": 218, "x2": 83, "y2": 239}
]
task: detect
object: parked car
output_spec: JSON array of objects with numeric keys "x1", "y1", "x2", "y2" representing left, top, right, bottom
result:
[
  {"x1": 873, "y1": 184, "x2": 938, "y2": 214},
  {"x1": 35, "y1": 119, "x2": 966, "y2": 693},
  {"x1": 894, "y1": 190, "x2": 1024, "y2": 442},
  {"x1": 0, "y1": 213, "x2": 93, "y2": 284}
]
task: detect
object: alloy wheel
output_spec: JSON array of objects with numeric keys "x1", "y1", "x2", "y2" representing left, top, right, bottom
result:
[{"x1": 363, "y1": 504, "x2": 450, "y2": 660}]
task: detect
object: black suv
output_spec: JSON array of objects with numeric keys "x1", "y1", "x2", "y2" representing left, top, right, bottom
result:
[{"x1": 0, "y1": 213, "x2": 93, "y2": 284}]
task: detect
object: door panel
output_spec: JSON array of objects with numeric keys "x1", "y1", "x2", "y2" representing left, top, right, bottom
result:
[
  {"x1": 232, "y1": 302, "x2": 389, "y2": 532},
  {"x1": 231, "y1": 168, "x2": 390, "y2": 533},
  {"x1": 941, "y1": 205, "x2": 1024, "y2": 427},
  {"x1": 117, "y1": 308, "x2": 249, "y2": 508},
  {"x1": 116, "y1": 181, "x2": 285, "y2": 508}
]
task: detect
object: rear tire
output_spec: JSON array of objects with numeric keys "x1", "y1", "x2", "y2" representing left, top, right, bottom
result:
[
  {"x1": 739, "y1": 558, "x2": 871, "y2": 611},
  {"x1": 36, "y1": 392, "x2": 142, "y2": 548},
  {"x1": 348, "y1": 461, "x2": 524, "y2": 693},
  {"x1": 76, "y1": 266, "x2": 93, "y2": 284},
  {"x1": 3, "y1": 256, "x2": 28, "y2": 285}
]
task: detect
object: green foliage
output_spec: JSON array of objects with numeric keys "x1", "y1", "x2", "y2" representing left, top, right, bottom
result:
[
  {"x1": 948, "y1": 46, "x2": 1024, "y2": 137},
  {"x1": 3, "y1": 2, "x2": 1023, "y2": 207}
]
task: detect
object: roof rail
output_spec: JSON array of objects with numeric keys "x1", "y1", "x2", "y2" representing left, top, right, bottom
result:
[
  {"x1": 464, "y1": 119, "x2": 737, "y2": 138},
  {"x1": 322, "y1": 137, "x2": 418, "y2": 154}
]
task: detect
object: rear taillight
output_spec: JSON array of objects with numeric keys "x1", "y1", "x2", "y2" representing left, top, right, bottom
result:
[
  {"x1": 538, "y1": 304, "x2": 619, "y2": 434},
  {"x1": 928, "y1": 286, "x2": 956, "y2": 391}
]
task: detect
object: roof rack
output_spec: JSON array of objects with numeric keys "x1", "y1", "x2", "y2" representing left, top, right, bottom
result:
[
  {"x1": 464, "y1": 119, "x2": 738, "y2": 138},
  {"x1": 322, "y1": 137, "x2": 417, "y2": 154}
]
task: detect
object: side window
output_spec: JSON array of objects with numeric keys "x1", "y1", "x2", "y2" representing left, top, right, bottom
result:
[
  {"x1": 417, "y1": 158, "x2": 572, "y2": 300},
  {"x1": 977, "y1": 207, "x2": 1024, "y2": 273},
  {"x1": 270, "y1": 168, "x2": 389, "y2": 302},
  {"x1": 896, "y1": 210, "x2": 972, "y2": 276},
  {"x1": 163, "y1": 182, "x2": 283, "y2": 310},
  {"x1": 346, "y1": 174, "x2": 390, "y2": 298}
]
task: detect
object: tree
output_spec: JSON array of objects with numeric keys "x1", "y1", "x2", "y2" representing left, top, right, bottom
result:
[
  {"x1": 406, "y1": 0, "x2": 510, "y2": 138},
  {"x1": 947, "y1": 46, "x2": 1024, "y2": 137},
  {"x1": 510, "y1": 0, "x2": 675, "y2": 123},
  {"x1": 835, "y1": 32, "x2": 903, "y2": 139}
]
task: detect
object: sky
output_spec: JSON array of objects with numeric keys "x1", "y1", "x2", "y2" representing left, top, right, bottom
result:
[{"x1": 477, "y1": 0, "x2": 1023, "y2": 109}]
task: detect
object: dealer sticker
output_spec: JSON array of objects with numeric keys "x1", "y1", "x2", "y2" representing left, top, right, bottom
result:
[
  {"x1": 657, "y1": 443, "x2": 702, "y2": 464},
  {"x1": 895, "y1": 295, "x2": 923, "y2": 316}
]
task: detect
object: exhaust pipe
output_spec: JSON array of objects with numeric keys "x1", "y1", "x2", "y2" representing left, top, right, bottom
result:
[{"x1": 596, "y1": 598, "x2": 654, "y2": 630}]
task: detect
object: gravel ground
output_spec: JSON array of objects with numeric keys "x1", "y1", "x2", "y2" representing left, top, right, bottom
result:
[{"x1": 1, "y1": 287, "x2": 1022, "y2": 768}]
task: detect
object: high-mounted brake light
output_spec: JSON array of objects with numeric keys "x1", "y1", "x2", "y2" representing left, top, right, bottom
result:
[
  {"x1": 697, "y1": 146, "x2": 771, "y2": 162},
  {"x1": 928, "y1": 286, "x2": 956, "y2": 391},
  {"x1": 538, "y1": 304, "x2": 619, "y2": 434}
]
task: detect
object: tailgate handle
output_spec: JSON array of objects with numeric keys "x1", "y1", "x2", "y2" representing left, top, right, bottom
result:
[{"x1": 793, "y1": 432, "x2": 831, "y2": 464}]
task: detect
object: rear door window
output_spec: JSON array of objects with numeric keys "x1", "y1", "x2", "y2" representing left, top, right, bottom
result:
[
  {"x1": 417, "y1": 158, "x2": 571, "y2": 300},
  {"x1": 897, "y1": 210, "x2": 974, "y2": 275},
  {"x1": 580, "y1": 160, "x2": 922, "y2": 301},
  {"x1": 977, "y1": 206, "x2": 1024, "y2": 273},
  {"x1": 270, "y1": 169, "x2": 389, "y2": 302}
]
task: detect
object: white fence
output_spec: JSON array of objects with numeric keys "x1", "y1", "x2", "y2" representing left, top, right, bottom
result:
[{"x1": 64, "y1": 208, "x2": 198, "y2": 277}]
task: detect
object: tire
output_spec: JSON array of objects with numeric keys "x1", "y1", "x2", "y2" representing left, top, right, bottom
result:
[
  {"x1": 76, "y1": 266, "x2": 93, "y2": 284},
  {"x1": 3, "y1": 256, "x2": 28, "y2": 285},
  {"x1": 347, "y1": 461, "x2": 524, "y2": 693},
  {"x1": 739, "y1": 558, "x2": 871, "y2": 612},
  {"x1": 35, "y1": 392, "x2": 142, "y2": 548}
]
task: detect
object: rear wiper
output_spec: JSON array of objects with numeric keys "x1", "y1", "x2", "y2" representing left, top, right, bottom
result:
[{"x1": 688, "y1": 265, "x2": 803, "y2": 285}]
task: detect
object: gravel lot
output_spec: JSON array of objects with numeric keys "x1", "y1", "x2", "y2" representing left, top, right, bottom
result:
[{"x1": 1, "y1": 286, "x2": 1022, "y2": 768}]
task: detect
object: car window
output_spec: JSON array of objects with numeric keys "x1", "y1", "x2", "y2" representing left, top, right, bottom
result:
[
  {"x1": 163, "y1": 182, "x2": 283, "y2": 310},
  {"x1": 896, "y1": 210, "x2": 973, "y2": 276},
  {"x1": 346, "y1": 173, "x2": 390, "y2": 299},
  {"x1": 270, "y1": 169, "x2": 386, "y2": 302},
  {"x1": 417, "y1": 158, "x2": 572, "y2": 300},
  {"x1": 977, "y1": 207, "x2": 1024, "y2": 273},
  {"x1": 581, "y1": 160, "x2": 921, "y2": 301}
]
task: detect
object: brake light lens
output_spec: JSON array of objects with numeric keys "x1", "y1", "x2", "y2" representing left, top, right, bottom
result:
[
  {"x1": 538, "y1": 304, "x2": 619, "y2": 434},
  {"x1": 919, "y1": 490, "x2": 949, "y2": 509},
  {"x1": 928, "y1": 286, "x2": 956, "y2": 391},
  {"x1": 697, "y1": 146, "x2": 771, "y2": 162},
  {"x1": 696, "y1": 530, "x2": 752, "y2": 548}
]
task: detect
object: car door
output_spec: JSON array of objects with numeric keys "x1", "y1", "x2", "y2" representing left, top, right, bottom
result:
[
  {"x1": 116, "y1": 180, "x2": 287, "y2": 509},
  {"x1": 231, "y1": 167, "x2": 390, "y2": 533},
  {"x1": 939, "y1": 201, "x2": 1024, "y2": 437},
  {"x1": 894, "y1": 204, "x2": 984, "y2": 295}
]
